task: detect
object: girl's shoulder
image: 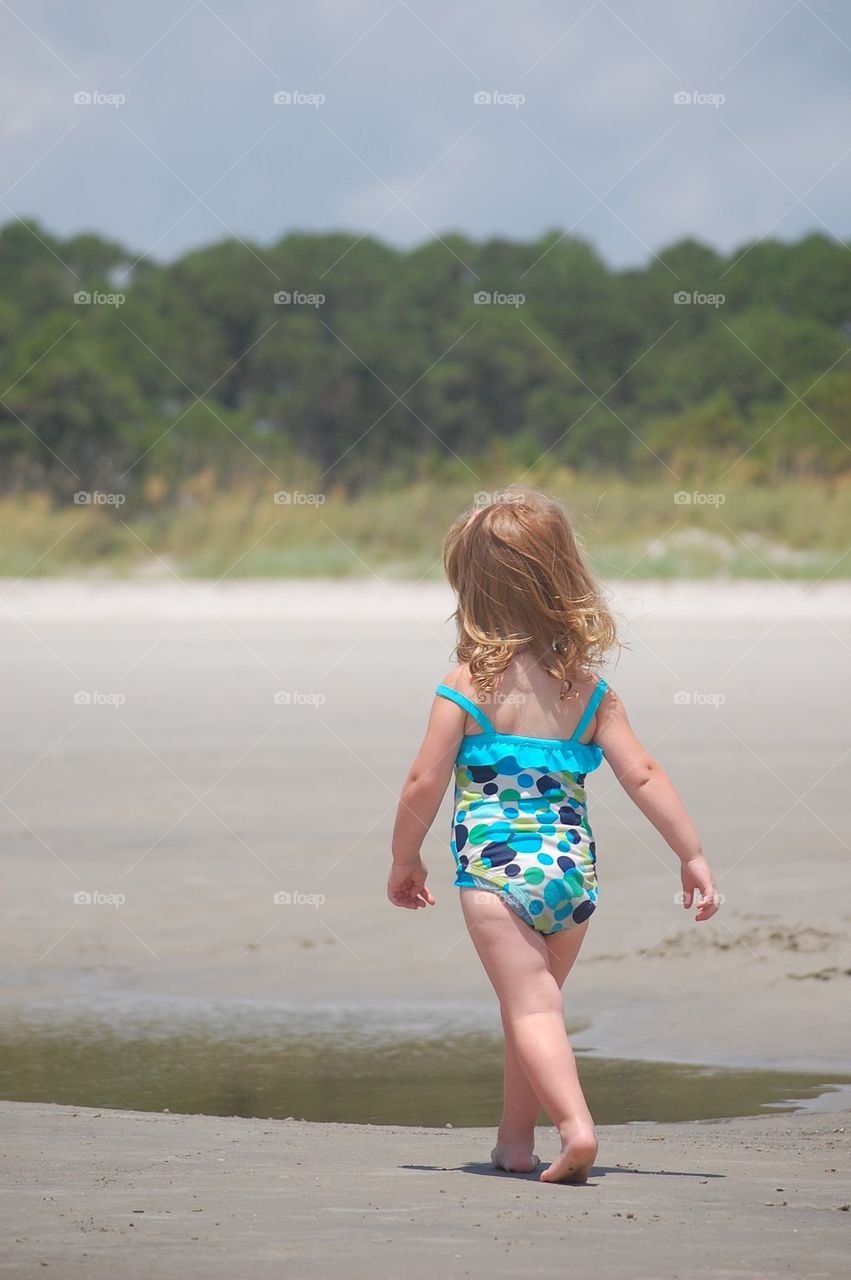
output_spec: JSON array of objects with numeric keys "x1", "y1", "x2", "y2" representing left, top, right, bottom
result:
[
  {"x1": 439, "y1": 662, "x2": 504, "y2": 710},
  {"x1": 570, "y1": 665, "x2": 610, "y2": 691},
  {"x1": 438, "y1": 662, "x2": 476, "y2": 696},
  {"x1": 592, "y1": 676, "x2": 622, "y2": 723}
]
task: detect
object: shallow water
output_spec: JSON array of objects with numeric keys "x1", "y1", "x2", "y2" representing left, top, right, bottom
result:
[{"x1": 2, "y1": 1005, "x2": 849, "y2": 1125}]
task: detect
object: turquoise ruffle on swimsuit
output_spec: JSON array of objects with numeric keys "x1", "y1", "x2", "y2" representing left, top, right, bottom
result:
[{"x1": 436, "y1": 678, "x2": 609, "y2": 936}]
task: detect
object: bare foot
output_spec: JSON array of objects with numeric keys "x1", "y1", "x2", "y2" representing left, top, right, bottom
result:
[
  {"x1": 491, "y1": 1140, "x2": 539, "y2": 1174},
  {"x1": 539, "y1": 1128, "x2": 598, "y2": 1184}
]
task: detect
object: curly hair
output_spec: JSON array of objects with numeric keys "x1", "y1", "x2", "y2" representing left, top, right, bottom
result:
[{"x1": 442, "y1": 486, "x2": 620, "y2": 702}]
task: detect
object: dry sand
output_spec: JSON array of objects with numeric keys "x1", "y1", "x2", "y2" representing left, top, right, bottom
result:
[{"x1": 2, "y1": 1099, "x2": 849, "y2": 1279}]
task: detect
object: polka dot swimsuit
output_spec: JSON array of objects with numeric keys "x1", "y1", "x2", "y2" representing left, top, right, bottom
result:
[{"x1": 435, "y1": 678, "x2": 609, "y2": 936}]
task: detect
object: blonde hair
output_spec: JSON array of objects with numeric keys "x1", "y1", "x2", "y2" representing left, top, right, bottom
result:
[{"x1": 442, "y1": 486, "x2": 620, "y2": 701}]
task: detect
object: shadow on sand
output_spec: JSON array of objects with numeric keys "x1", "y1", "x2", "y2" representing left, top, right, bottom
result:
[{"x1": 402, "y1": 1162, "x2": 726, "y2": 1182}]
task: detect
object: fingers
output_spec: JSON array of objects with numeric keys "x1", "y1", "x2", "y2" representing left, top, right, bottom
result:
[
  {"x1": 682, "y1": 870, "x2": 721, "y2": 917},
  {"x1": 388, "y1": 879, "x2": 435, "y2": 909},
  {"x1": 387, "y1": 883, "x2": 415, "y2": 909},
  {"x1": 694, "y1": 886, "x2": 721, "y2": 920}
]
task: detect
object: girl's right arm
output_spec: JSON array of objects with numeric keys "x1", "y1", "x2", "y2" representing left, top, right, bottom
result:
[
  {"x1": 387, "y1": 675, "x2": 465, "y2": 911},
  {"x1": 593, "y1": 685, "x2": 721, "y2": 922}
]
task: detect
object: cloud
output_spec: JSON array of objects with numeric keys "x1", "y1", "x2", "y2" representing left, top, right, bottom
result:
[{"x1": 2, "y1": 0, "x2": 850, "y2": 267}]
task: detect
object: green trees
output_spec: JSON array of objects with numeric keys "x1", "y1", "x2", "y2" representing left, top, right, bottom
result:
[{"x1": 0, "y1": 219, "x2": 848, "y2": 496}]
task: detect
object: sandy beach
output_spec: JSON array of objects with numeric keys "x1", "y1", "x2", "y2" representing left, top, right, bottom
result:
[
  {"x1": 1, "y1": 577, "x2": 850, "y2": 1276},
  {"x1": 0, "y1": 577, "x2": 849, "y2": 1068},
  {"x1": 2, "y1": 1099, "x2": 850, "y2": 1279}
]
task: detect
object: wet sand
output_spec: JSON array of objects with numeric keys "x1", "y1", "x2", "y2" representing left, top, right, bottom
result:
[
  {"x1": 0, "y1": 577, "x2": 848, "y2": 1070},
  {"x1": 2, "y1": 1099, "x2": 849, "y2": 1279}
]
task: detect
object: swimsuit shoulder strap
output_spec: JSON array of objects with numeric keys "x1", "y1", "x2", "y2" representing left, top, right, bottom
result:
[
  {"x1": 572, "y1": 676, "x2": 609, "y2": 742},
  {"x1": 435, "y1": 683, "x2": 496, "y2": 734}
]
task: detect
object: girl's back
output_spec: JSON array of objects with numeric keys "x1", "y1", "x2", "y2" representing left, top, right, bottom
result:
[{"x1": 451, "y1": 653, "x2": 603, "y2": 746}]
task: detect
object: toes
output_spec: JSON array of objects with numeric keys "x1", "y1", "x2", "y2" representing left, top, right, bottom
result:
[{"x1": 491, "y1": 1144, "x2": 538, "y2": 1174}]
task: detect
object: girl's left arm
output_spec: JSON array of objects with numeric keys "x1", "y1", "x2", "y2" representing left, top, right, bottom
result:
[{"x1": 387, "y1": 686, "x2": 464, "y2": 911}]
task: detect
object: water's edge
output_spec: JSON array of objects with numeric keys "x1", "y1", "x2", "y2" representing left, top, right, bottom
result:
[{"x1": 3, "y1": 995, "x2": 850, "y2": 1127}]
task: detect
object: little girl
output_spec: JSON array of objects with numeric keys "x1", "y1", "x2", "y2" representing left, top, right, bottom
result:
[{"x1": 387, "y1": 487, "x2": 720, "y2": 1184}]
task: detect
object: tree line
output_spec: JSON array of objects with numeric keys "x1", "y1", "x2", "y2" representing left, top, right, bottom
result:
[{"x1": 1, "y1": 220, "x2": 849, "y2": 498}]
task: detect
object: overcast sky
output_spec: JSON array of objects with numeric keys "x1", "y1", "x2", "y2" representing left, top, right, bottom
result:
[{"x1": 3, "y1": 0, "x2": 850, "y2": 268}]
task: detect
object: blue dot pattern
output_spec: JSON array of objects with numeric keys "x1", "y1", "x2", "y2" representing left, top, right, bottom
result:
[{"x1": 450, "y1": 756, "x2": 600, "y2": 936}]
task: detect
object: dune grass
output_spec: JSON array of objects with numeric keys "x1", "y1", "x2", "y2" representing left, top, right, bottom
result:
[{"x1": 0, "y1": 465, "x2": 849, "y2": 581}]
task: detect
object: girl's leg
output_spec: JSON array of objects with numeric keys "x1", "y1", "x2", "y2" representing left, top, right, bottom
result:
[
  {"x1": 493, "y1": 1012, "x2": 541, "y2": 1170},
  {"x1": 494, "y1": 920, "x2": 590, "y2": 1170},
  {"x1": 460, "y1": 888, "x2": 597, "y2": 1183}
]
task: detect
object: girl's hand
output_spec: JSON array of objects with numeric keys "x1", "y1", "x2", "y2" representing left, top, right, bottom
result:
[
  {"x1": 680, "y1": 855, "x2": 721, "y2": 921},
  {"x1": 387, "y1": 858, "x2": 436, "y2": 911}
]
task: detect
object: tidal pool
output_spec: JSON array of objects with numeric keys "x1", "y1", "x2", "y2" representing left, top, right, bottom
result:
[{"x1": 2, "y1": 1002, "x2": 848, "y2": 1126}]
